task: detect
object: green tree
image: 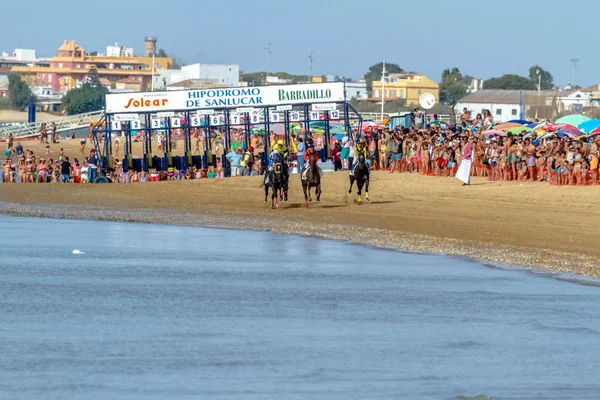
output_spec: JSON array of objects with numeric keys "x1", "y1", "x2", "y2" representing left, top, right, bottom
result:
[
  {"x1": 85, "y1": 65, "x2": 101, "y2": 86},
  {"x1": 363, "y1": 62, "x2": 404, "y2": 94},
  {"x1": 8, "y1": 74, "x2": 35, "y2": 110},
  {"x1": 483, "y1": 74, "x2": 537, "y2": 90},
  {"x1": 156, "y1": 48, "x2": 183, "y2": 68},
  {"x1": 62, "y1": 83, "x2": 108, "y2": 115},
  {"x1": 528, "y1": 65, "x2": 554, "y2": 90},
  {"x1": 439, "y1": 68, "x2": 468, "y2": 105}
]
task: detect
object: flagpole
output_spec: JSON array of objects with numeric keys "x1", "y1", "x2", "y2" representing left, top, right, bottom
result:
[{"x1": 381, "y1": 61, "x2": 386, "y2": 122}]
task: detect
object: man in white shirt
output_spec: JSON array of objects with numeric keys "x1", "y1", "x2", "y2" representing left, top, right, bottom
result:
[
  {"x1": 341, "y1": 132, "x2": 350, "y2": 169},
  {"x1": 414, "y1": 108, "x2": 424, "y2": 129}
]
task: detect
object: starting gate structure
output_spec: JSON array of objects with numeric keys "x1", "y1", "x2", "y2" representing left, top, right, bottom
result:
[{"x1": 91, "y1": 81, "x2": 363, "y2": 179}]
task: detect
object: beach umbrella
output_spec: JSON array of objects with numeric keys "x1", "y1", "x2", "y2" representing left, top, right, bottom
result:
[
  {"x1": 588, "y1": 126, "x2": 600, "y2": 135},
  {"x1": 526, "y1": 121, "x2": 548, "y2": 129},
  {"x1": 577, "y1": 119, "x2": 600, "y2": 133},
  {"x1": 360, "y1": 120, "x2": 377, "y2": 132},
  {"x1": 506, "y1": 126, "x2": 532, "y2": 135},
  {"x1": 555, "y1": 114, "x2": 591, "y2": 126},
  {"x1": 483, "y1": 130, "x2": 505, "y2": 137},
  {"x1": 494, "y1": 122, "x2": 523, "y2": 131},
  {"x1": 507, "y1": 119, "x2": 531, "y2": 125},
  {"x1": 557, "y1": 128, "x2": 585, "y2": 139}
]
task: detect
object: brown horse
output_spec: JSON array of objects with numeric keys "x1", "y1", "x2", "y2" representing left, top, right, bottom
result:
[{"x1": 301, "y1": 153, "x2": 321, "y2": 208}]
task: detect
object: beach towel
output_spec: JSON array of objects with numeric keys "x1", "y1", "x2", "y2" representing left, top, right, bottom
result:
[{"x1": 456, "y1": 159, "x2": 472, "y2": 185}]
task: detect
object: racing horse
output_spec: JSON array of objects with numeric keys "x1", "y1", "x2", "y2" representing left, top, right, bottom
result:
[
  {"x1": 348, "y1": 153, "x2": 370, "y2": 204},
  {"x1": 301, "y1": 152, "x2": 321, "y2": 208},
  {"x1": 264, "y1": 162, "x2": 285, "y2": 209}
]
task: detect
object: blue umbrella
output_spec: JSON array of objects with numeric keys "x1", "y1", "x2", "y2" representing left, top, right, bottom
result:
[
  {"x1": 577, "y1": 119, "x2": 600, "y2": 133},
  {"x1": 508, "y1": 119, "x2": 531, "y2": 125}
]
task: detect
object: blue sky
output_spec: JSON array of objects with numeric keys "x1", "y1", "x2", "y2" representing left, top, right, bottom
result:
[{"x1": 1, "y1": 0, "x2": 595, "y2": 87}]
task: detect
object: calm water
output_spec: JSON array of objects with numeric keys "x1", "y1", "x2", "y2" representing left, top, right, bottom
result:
[{"x1": 1, "y1": 216, "x2": 600, "y2": 400}]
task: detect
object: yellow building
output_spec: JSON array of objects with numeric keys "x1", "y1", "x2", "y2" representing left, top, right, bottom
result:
[
  {"x1": 11, "y1": 40, "x2": 172, "y2": 93},
  {"x1": 371, "y1": 73, "x2": 439, "y2": 105}
]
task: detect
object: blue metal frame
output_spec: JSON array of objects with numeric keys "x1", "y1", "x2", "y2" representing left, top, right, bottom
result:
[{"x1": 92, "y1": 85, "x2": 364, "y2": 177}]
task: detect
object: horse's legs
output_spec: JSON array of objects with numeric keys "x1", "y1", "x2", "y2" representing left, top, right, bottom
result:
[
  {"x1": 302, "y1": 183, "x2": 309, "y2": 208},
  {"x1": 348, "y1": 176, "x2": 354, "y2": 193},
  {"x1": 271, "y1": 187, "x2": 276, "y2": 209},
  {"x1": 316, "y1": 184, "x2": 321, "y2": 201},
  {"x1": 356, "y1": 183, "x2": 363, "y2": 204},
  {"x1": 308, "y1": 186, "x2": 312, "y2": 203},
  {"x1": 365, "y1": 179, "x2": 370, "y2": 202},
  {"x1": 264, "y1": 184, "x2": 268, "y2": 204}
]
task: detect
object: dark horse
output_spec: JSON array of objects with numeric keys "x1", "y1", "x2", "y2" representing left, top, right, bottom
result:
[
  {"x1": 264, "y1": 163, "x2": 285, "y2": 209},
  {"x1": 301, "y1": 153, "x2": 321, "y2": 208},
  {"x1": 348, "y1": 153, "x2": 370, "y2": 204}
]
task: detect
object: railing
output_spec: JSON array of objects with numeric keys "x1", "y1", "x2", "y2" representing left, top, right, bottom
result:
[{"x1": 0, "y1": 110, "x2": 105, "y2": 138}]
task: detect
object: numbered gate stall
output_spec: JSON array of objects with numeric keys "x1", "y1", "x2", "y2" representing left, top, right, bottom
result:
[{"x1": 91, "y1": 82, "x2": 363, "y2": 179}]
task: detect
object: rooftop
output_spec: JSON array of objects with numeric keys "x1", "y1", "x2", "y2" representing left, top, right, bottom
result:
[{"x1": 459, "y1": 89, "x2": 581, "y2": 104}]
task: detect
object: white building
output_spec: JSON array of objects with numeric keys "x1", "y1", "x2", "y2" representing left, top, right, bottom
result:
[
  {"x1": 455, "y1": 89, "x2": 591, "y2": 122},
  {"x1": 345, "y1": 81, "x2": 368, "y2": 100},
  {"x1": 152, "y1": 63, "x2": 240, "y2": 90}
]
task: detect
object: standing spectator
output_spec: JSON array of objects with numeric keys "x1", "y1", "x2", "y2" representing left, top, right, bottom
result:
[
  {"x1": 460, "y1": 108, "x2": 470, "y2": 124},
  {"x1": 51, "y1": 122, "x2": 58, "y2": 144},
  {"x1": 242, "y1": 147, "x2": 254, "y2": 176},
  {"x1": 483, "y1": 109, "x2": 493, "y2": 129},
  {"x1": 226, "y1": 148, "x2": 243, "y2": 177},
  {"x1": 6, "y1": 133, "x2": 14, "y2": 150},
  {"x1": 296, "y1": 137, "x2": 305, "y2": 171},
  {"x1": 378, "y1": 132, "x2": 387, "y2": 171},
  {"x1": 331, "y1": 142, "x2": 342, "y2": 171},
  {"x1": 414, "y1": 108, "x2": 424, "y2": 129},
  {"x1": 80, "y1": 135, "x2": 86, "y2": 155},
  {"x1": 15, "y1": 141, "x2": 23, "y2": 157},
  {"x1": 341, "y1": 132, "x2": 350, "y2": 169},
  {"x1": 348, "y1": 140, "x2": 355, "y2": 169},
  {"x1": 456, "y1": 137, "x2": 474, "y2": 186},
  {"x1": 389, "y1": 131, "x2": 403, "y2": 173},
  {"x1": 61, "y1": 157, "x2": 72, "y2": 183},
  {"x1": 88, "y1": 149, "x2": 98, "y2": 183},
  {"x1": 40, "y1": 122, "x2": 47, "y2": 144}
]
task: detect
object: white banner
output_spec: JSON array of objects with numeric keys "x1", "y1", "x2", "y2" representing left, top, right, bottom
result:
[
  {"x1": 105, "y1": 82, "x2": 346, "y2": 114},
  {"x1": 312, "y1": 103, "x2": 336, "y2": 111}
]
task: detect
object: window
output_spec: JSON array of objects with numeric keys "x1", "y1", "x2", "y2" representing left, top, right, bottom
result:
[
  {"x1": 48, "y1": 74, "x2": 52, "y2": 83},
  {"x1": 59, "y1": 63, "x2": 63, "y2": 68},
  {"x1": 511, "y1": 109, "x2": 518, "y2": 116},
  {"x1": 390, "y1": 90, "x2": 396, "y2": 98},
  {"x1": 418, "y1": 90, "x2": 422, "y2": 95},
  {"x1": 374, "y1": 90, "x2": 380, "y2": 97},
  {"x1": 399, "y1": 90, "x2": 405, "y2": 99},
  {"x1": 496, "y1": 109, "x2": 502, "y2": 116}
]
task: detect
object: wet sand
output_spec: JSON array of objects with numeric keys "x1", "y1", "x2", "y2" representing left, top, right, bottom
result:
[{"x1": 1, "y1": 164, "x2": 599, "y2": 277}]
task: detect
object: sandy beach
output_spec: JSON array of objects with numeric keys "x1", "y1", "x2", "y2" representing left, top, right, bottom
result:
[
  {"x1": 0, "y1": 110, "x2": 62, "y2": 124},
  {"x1": 1, "y1": 158, "x2": 599, "y2": 278}
]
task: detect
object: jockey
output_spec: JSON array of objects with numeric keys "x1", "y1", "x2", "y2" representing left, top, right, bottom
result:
[
  {"x1": 301, "y1": 144, "x2": 323, "y2": 180},
  {"x1": 268, "y1": 148, "x2": 283, "y2": 169},
  {"x1": 350, "y1": 138, "x2": 369, "y2": 176},
  {"x1": 272, "y1": 140, "x2": 289, "y2": 160}
]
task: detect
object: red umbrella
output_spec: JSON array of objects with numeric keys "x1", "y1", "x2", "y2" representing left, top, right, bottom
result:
[
  {"x1": 360, "y1": 120, "x2": 378, "y2": 133},
  {"x1": 589, "y1": 127, "x2": 600, "y2": 135}
]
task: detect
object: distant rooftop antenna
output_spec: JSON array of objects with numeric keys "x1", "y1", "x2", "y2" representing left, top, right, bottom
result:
[
  {"x1": 265, "y1": 43, "x2": 273, "y2": 81},
  {"x1": 571, "y1": 58, "x2": 579, "y2": 87},
  {"x1": 308, "y1": 50, "x2": 313, "y2": 82}
]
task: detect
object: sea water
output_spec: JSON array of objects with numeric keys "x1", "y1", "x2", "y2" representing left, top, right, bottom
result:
[{"x1": 1, "y1": 216, "x2": 599, "y2": 400}]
